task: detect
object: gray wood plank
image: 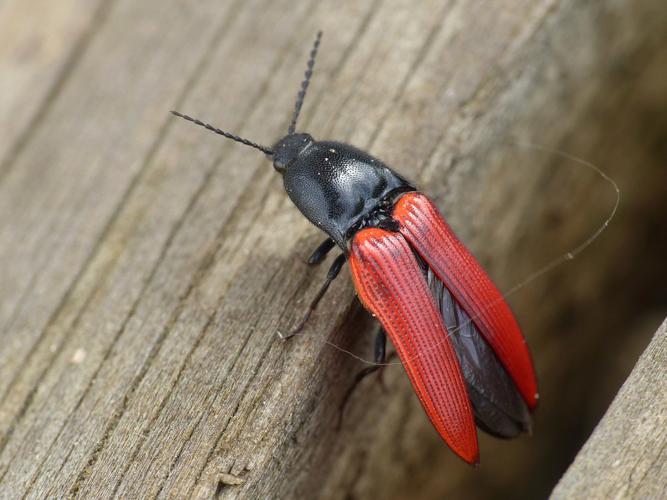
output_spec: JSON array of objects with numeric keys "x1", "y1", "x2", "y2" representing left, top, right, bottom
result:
[
  {"x1": 0, "y1": 0, "x2": 665, "y2": 498},
  {"x1": 553, "y1": 318, "x2": 667, "y2": 499},
  {"x1": 0, "y1": 0, "x2": 108, "y2": 173}
]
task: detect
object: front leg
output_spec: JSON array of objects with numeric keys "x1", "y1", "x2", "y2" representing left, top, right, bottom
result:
[
  {"x1": 278, "y1": 253, "x2": 346, "y2": 340},
  {"x1": 307, "y1": 237, "x2": 335, "y2": 265}
]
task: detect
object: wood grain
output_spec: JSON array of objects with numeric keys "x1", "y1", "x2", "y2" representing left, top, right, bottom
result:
[
  {"x1": 0, "y1": 0, "x2": 109, "y2": 174},
  {"x1": 553, "y1": 318, "x2": 667, "y2": 499},
  {"x1": 0, "y1": 0, "x2": 665, "y2": 498}
]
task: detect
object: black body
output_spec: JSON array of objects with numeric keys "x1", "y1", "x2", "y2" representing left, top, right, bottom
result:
[{"x1": 273, "y1": 134, "x2": 414, "y2": 250}]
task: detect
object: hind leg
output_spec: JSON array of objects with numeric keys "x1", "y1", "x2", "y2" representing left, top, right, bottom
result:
[
  {"x1": 338, "y1": 329, "x2": 388, "y2": 428},
  {"x1": 278, "y1": 253, "x2": 346, "y2": 340}
]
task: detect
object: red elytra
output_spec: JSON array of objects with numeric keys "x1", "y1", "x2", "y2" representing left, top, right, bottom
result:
[
  {"x1": 394, "y1": 193, "x2": 539, "y2": 410},
  {"x1": 349, "y1": 193, "x2": 538, "y2": 463}
]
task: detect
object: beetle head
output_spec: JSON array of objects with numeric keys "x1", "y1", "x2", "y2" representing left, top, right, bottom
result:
[
  {"x1": 169, "y1": 32, "x2": 322, "y2": 173},
  {"x1": 273, "y1": 32, "x2": 321, "y2": 173},
  {"x1": 271, "y1": 133, "x2": 313, "y2": 173}
]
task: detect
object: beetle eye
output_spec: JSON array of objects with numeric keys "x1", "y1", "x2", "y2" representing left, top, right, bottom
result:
[{"x1": 273, "y1": 160, "x2": 286, "y2": 174}]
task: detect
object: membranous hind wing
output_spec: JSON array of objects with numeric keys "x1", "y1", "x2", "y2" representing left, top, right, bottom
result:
[
  {"x1": 349, "y1": 228, "x2": 479, "y2": 464},
  {"x1": 426, "y1": 265, "x2": 532, "y2": 438}
]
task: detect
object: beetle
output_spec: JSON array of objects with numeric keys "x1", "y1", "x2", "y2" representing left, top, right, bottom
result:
[{"x1": 171, "y1": 32, "x2": 538, "y2": 464}]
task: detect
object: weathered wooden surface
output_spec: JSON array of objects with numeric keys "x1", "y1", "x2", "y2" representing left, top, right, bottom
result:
[
  {"x1": 0, "y1": 0, "x2": 665, "y2": 498},
  {"x1": 0, "y1": 0, "x2": 109, "y2": 169},
  {"x1": 553, "y1": 318, "x2": 667, "y2": 499}
]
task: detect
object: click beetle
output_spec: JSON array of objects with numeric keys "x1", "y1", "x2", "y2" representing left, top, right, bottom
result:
[{"x1": 171, "y1": 32, "x2": 538, "y2": 464}]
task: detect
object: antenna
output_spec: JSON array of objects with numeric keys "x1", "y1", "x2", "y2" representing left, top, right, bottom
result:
[
  {"x1": 170, "y1": 111, "x2": 274, "y2": 155},
  {"x1": 288, "y1": 31, "x2": 322, "y2": 135}
]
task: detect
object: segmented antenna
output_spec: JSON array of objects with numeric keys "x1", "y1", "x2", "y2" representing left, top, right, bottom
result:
[
  {"x1": 288, "y1": 31, "x2": 322, "y2": 135},
  {"x1": 170, "y1": 111, "x2": 274, "y2": 155}
]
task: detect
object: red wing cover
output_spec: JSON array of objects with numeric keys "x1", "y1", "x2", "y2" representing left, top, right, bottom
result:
[
  {"x1": 349, "y1": 228, "x2": 479, "y2": 464},
  {"x1": 393, "y1": 193, "x2": 539, "y2": 409}
]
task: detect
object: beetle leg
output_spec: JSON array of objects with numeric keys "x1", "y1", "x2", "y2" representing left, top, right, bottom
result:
[
  {"x1": 307, "y1": 237, "x2": 335, "y2": 265},
  {"x1": 278, "y1": 253, "x2": 346, "y2": 340},
  {"x1": 337, "y1": 329, "x2": 387, "y2": 429}
]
